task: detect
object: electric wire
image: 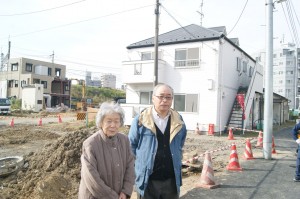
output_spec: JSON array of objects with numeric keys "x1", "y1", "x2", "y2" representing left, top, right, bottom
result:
[
  {"x1": 227, "y1": 0, "x2": 249, "y2": 36},
  {"x1": 0, "y1": 0, "x2": 87, "y2": 16},
  {"x1": 160, "y1": 4, "x2": 217, "y2": 52},
  {"x1": 286, "y1": 0, "x2": 300, "y2": 46},
  {"x1": 1, "y1": 4, "x2": 154, "y2": 39}
]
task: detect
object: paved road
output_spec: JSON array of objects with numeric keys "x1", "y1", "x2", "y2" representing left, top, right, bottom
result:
[{"x1": 181, "y1": 126, "x2": 299, "y2": 199}]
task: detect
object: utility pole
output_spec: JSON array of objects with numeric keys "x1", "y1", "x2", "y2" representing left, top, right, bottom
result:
[
  {"x1": 263, "y1": 0, "x2": 274, "y2": 160},
  {"x1": 153, "y1": 0, "x2": 160, "y2": 87}
]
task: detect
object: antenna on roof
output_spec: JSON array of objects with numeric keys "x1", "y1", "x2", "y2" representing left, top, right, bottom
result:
[{"x1": 197, "y1": 0, "x2": 204, "y2": 26}]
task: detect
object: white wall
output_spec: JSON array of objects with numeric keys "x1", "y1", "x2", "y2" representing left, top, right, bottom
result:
[
  {"x1": 124, "y1": 39, "x2": 259, "y2": 131},
  {"x1": 0, "y1": 80, "x2": 7, "y2": 98},
  {"x1": 22, "y1": 84, "x2": 44, "y2": 112}
]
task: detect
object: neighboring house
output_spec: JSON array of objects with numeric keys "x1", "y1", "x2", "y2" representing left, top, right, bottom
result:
[
  {"x1": 0, "y1": 57, "x2": 71, "y2": 108},
  {"x1": 121, "y1": 24, "x2": 266, "y2": 132}
]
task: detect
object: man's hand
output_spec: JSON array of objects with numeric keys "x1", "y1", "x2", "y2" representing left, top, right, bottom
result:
[{"x1": 296, "y1": 139, "x2": 300, "y2": 144}]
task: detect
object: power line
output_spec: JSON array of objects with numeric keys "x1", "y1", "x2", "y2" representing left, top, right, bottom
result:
[
  {"x1": 0, "y1": 0, "x2": 87, "y2": 16},
  {"x1": 160, "y1": 4, "x2": 217, "y2": 51},
  {"x1": 0, "y1": 4, "x2": 154, "y2": 39},
  {"x1": 227, "y1": 0, "x2": 249, "y2": 36}
]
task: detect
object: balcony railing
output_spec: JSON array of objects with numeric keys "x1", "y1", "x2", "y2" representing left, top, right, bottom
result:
[{"x1": 174, "y1": 59, "x2": 199, "y2": 67}]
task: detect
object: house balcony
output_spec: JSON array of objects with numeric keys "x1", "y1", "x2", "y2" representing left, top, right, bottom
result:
[{"x1": 122, "y1": 59, "x2": 166, "y2": 84}]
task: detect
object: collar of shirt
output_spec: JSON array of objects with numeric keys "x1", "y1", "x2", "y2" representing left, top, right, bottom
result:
[{"x1": 152, "y1": 107, "x2": 170, "y2": 133}]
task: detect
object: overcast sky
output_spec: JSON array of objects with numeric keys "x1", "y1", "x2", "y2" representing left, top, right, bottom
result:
[{"x1": 0, "y1": 0, "x2": 299, "y2": 87}]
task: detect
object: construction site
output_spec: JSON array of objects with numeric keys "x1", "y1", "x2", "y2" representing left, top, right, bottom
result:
[{"x1": 0, "y1": 112, "x2": 292, "y2": 199}]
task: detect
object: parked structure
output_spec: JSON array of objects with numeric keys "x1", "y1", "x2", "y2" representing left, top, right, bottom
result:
[
  {"x1": 121, "y1": 24, "x2": 267, "y2": 132},
  {"x1": 0, "y1": 57, "x2": 71, "y2": 108}
]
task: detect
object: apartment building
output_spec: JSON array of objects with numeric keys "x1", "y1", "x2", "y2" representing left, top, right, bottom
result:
[
  {"x1": 253, "y1": 43, "x2": 300, "y2": 109},
  {"x1": 0, "y1": 57, "x2": 71, "y2": 108}
]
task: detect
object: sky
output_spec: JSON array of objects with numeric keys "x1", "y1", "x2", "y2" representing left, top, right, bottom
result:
[{"x1": 0, "y1": 0, "x2": 299, "y2": 88}]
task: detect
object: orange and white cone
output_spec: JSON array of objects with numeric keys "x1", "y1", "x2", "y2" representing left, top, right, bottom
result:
[
  {"x1": 243, "y1": 139, "x2": 254, "y2": 160},
  {"x1": 195, "y1": 152, "x2": 219, "y2": 189},
  {"x1": 38, "y1": 118, "x2": 42, "y2": 126},
  {"x1": 272, "y1": 136, "x2": 277, "y2": 154},
  {"x1": 226, "y1": 143, "x2": 242, "y2": 171},
  {"x1": 227, "y1": 128, "x2": 235, "y2": 140},
  {"x1": 9, "y1": 118, "x2": 14, "y2": 127},
  {"x1": 58, "y1": 115, "x2": 62, "y2": 123},
  {"x1": 256, "y1": 131, "x2": 263, "y2": 148}
]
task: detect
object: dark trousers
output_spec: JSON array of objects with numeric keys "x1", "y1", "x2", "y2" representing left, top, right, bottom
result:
[
  {"x1": 296, "y1": 145, "x2": 300, "y2": 179},
  {"x1": 137, "y1": 178, "x2": 179, "y2": 199}
]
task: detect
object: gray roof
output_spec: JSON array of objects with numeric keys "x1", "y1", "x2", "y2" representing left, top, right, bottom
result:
[{"x1": 127, "y1": 24, "x2": 226, "y2": 49}]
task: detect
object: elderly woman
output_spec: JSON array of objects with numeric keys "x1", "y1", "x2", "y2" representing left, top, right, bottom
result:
[{"x1": 78, "y1": 102, "x2": 135, "y2": 199}]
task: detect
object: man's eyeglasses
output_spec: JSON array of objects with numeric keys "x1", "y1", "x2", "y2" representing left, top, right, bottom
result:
[{"x1": 155, "y1": 96, "x2": 173, "y2": 101}]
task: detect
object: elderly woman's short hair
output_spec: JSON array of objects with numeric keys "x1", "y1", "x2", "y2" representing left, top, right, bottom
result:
[{"x1": 96, "y1": 101, "x2": 125, "y2": 128}]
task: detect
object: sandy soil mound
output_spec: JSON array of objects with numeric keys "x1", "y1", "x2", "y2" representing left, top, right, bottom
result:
[{"x1": 0, "y1": 127, "x2": 95, "y2": 199}]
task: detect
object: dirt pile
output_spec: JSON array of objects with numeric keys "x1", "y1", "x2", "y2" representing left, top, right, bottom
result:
[{"x1": 0, "y1": 127, "x2": 96, "y2": 199}]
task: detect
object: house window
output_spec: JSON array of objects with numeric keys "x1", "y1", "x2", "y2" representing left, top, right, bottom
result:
[
  {"x1": 14, "y1": 80, "x2": 18, "y2": 87},
  {"x1": 175, "y1": 48, "x2": 199, "y2": 67},
  {"x1": 41, "y1": 81, "x2": 47, "y2": 88},
  {"x1": 8, "y1": 80, "x2": 14, "y2": 87},
  {"x1": 134, "y1": 64, "x2": 142, "y2": 75},
  {"x1": 236, "y1": 57, "x2": 241, "y2": 72},
  {"x1": 141, "y1": 51, "x2": 161, "y2": 61},
  {"x1": 65, "y1": 84, "x2": 70, "y2": 91},
  {"x1": 174, "y1": 94, "x2": 198, "y2": 112},
  {"x1": 26, "y1": 63, "x2": 33, "y2": 72},
  {"x1": 48, "y1": 68, "x2": 52, "y2": 76},
  {"x1": 55, "y1": 68, "x2": 61, "y2": 76},
  {"x1": 33, "y1": 79, "x2": 40, "y2": 84},
  {"x1": 249, "y1": 66, "x2": 253, "y2": 77},
  {"x1": 242, "y1": 61, "x2": 247, "y2": 73},
  {"x1": 37, "y1": 100, "x2": 43, "y2": 104},
  {"x1": 141, "y1": 52, "x2": 152, "y2": 60},
  {"x1": 140, "y1": 91, "x2": 153, "y2": 104},
  {"x1": 11, "y1": 63, "x2": 18, "y2": 71},
  {"x1": 21, "y1": 80, "x2": 26, "y2": 87}
]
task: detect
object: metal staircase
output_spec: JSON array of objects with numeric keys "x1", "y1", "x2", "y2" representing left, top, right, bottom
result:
[{"x1": 227, "y1": 89, "x2": 246, "y2": 130}]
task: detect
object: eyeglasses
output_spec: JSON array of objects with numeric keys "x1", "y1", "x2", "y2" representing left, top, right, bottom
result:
[{"x1": 155, "y1": 95, "x2": 173, "y2": 101}]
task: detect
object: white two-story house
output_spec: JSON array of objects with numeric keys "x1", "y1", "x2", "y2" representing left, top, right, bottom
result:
[{"x1": 121, "y1": 24, "x2": 264, "y2": 133}]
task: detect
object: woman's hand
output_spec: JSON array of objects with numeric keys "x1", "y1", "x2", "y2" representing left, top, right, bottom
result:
[{"x1": 119, "y1": 192, "x2": 128, "y2": 199}]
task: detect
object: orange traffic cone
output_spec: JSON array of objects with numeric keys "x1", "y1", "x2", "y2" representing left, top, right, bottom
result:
[
  {"x1": 38, "y1": 118, "x2": 42, "y2": 126},
  {"x1": 227, "y1": 128, "x2": 235, "y2": 140},
  {"x1": 256, "y1": 131, "x2": 263, "y2": 148},
  {"x1": 272, "y1": 136, "x2": 277, "y2": 154},
  {"x1": 195, "y1": 152, "x2": 219, "y2": 189},
  {"x1": 9, "y1": 118, "x2": 14, "y2": 127},
  {"x1": 243, "y1": 139, "x2": 254, "y2": 160},
  {"x1": 58, "y1": 115, "x2": 62, "y2": 123},
  {"x1": 226, "y1": 144, "x2": 242, "y2": 171}
]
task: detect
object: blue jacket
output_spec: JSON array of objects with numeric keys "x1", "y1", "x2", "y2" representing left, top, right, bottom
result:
[
  {"x1": 128, "y1": 107, "x2": 187, "y2": 196},
  {"x1": 292, "y1": 122, "x2": 300, "y2": 141}
]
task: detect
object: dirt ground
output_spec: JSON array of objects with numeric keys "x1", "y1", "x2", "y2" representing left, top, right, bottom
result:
[{"x1": 0, "y1": 113, "x2": 264, "y2": 199}]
